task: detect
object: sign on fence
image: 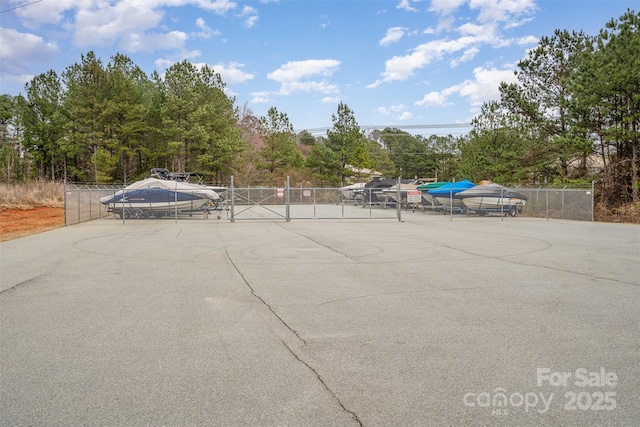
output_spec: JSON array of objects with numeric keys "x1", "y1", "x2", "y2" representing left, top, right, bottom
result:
[{"x1": 407, "y1": 190, "x2": 421, "y2": 203}]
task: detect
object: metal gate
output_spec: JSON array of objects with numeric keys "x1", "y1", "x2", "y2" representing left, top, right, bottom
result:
[
  {"x1": 228, "y1": 176, "x2": 290, "y2": 222},
  {"x1": 228, "y1": 176, "x2": 401, "y2": 221}
]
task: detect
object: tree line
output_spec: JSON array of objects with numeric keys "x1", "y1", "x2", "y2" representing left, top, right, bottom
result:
[{"x1": 1, "y1": 10, "x2": 638, "y2": 208}]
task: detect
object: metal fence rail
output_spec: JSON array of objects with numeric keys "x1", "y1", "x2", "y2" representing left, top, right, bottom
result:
[
  {"x1": 228, "y1": 176, "x2": 400, "y2": 221},
  {"x1": 515, "y1": 186, "x2": 594, "y2": 221},
  {"x1": 63, "y1": 180, "x2": 595, "y2": 225},
  {"x1": 64, "y1": 184, "x2": 121, "y2": 226}
]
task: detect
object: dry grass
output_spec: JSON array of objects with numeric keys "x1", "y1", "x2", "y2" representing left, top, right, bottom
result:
[
  {"x1": 595, "y1": 202, "x2": 640, "y2": 224},
  {"x1": 0, "y1": 181, "x2": 65, "y2": 210}
]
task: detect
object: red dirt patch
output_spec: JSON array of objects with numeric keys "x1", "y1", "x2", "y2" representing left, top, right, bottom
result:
[{"x1": 0, "y1": 207, "x2": 65, "y2": 242}]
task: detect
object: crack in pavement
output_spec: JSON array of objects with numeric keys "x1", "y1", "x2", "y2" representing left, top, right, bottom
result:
[
  {"x1": 0, "y1": 271, "x2": 52, "y2": 294},
  {"x1": 224, "y1": 247, "x2": 363, "y2": 427},
  {"x1": 275, "y1": 224, "x2": 360, "y2": 262}
]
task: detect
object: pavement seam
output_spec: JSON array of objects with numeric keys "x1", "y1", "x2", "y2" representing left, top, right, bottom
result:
[
  {"x1": 0, "y1": 271, "x2": 51, "y2": 294},
  {"x1": 279, "y1": 338, "x2": 364, "y2": 427},
  {"x1": 224, "y1": 248, "x2": 306, "y2": 345},
  {"x1": 224, "y1": 247, "x2": 363, "y2": 426},
  {"x1": 275, "y1": 224, "x2": 359, "y2": 262},
  {"x1": 439, "y1": 241, "x2": 640, "y2": 288}
]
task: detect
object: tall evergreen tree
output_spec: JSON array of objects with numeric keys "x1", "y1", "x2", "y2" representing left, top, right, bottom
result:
[
  {"x1": 573, "y1": 9, "x2": 640, "y2": 204},
  {"x1": 258, "y1": 107, "x2": 303, "y2": 179},
  {"x1": 62, "y1": 52, "x2": 108, "y2": 181},
  {"x1": 23, "y1": 70, "x2": 67, "y2": 180},
  {"x1": 325, "y1": 102, "x2": 369, "y2": 182}
]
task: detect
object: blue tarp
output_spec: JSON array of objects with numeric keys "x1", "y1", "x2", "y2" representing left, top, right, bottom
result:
[{"x1": 426, "y1": 180, "x2": 475, "y2": 197}]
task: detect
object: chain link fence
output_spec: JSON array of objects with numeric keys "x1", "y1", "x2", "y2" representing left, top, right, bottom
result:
[
  {"x1": 515, "y1": 186, "x2": 594, "y2": 221},
  {"x1": 64, "y1": 184, "x2": 121, "y2": 225},
  {"x1": 228, "y1": 185, "x2": 400, "y2": 221},
  {"x1": 64, "y1": 180, "x2": 595, "y2": 225}
]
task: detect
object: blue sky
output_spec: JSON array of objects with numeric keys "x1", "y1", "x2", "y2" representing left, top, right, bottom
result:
[{"x1": 0, "y1": 0, "x2": 632, "y2": 134}]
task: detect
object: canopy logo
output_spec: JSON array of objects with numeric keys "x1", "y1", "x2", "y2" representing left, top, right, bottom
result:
[{"x1": 463, "y1": 367, "x2": 618, "y2": 417}]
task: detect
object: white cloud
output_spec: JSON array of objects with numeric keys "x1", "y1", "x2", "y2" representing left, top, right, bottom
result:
[
  {"x1": 430, "y1": 0, "x2": 466, "y2": 15},
  {"x1": 397, "y1": 0, "x2": 418, "y2": 12},
  {"x1": 155, "y1": 58, "x2": 175, "y2": 70},
  {"x1": 370, "y1": 0, "x2": 537, "y2": 87},
  {"x1": 380, "y1": 27, "x2": 408, "y2": 46},
  {"x1": 211, "y1": 61, "x2": 254, "y2": 84},
  {"x1": 457, "y1": 66, "x2": 517, "y2": 105},
  {"x1": 13, "y1": 0, "x2": 238, "y2": 51},
  {"x1": 244, "y1": 15, "x2": 259, "y2": 28},
  {"x1": 258, "y1": 59, "x2": 342, "y2": 95},
  {"x1": 239, "y1": 5, "x2": 258, "y2": 28},
  {"x1": 154, "y1": 49, "x2": 202, "y2": 70},
  {"x1": 368, "y1": 36, "x2": 478, "y2": 87},
  {"x1": 122, "y1": 31, "x2": 189, "y2": 53},
  {"x1": 250, "y1": 91, "x2": 271, "y2": 104},
  {"x1": 74, "y1": 3, "x2": 164, "y2": 47},
  {"x1": 279, "y1": 80, "x2": 339, "y2": 96},
  {"x1": 398, "y1": 111, "x2": 413, "y2": 120},
  {"x1": 450, "y1": 47, "x2": 479, "y2": 67},
  {"x1": 469, "y1": 0, "x2": 537, "y2": 24},
  {"x1": 0, "y1": 28, "x2": 58, "y2": 74},
  {"x1": 196, "y1": 0, "x2": 237, "y2": 15},
  {"x1": 195, "y1": 17, "x2": 221, "y2": 39},
  {"x1": 268, "y1": 60, "x2": 339, "y2": 81},
  {"x1": 517, "y1": 35, "x2": 538, "y2": 45},
  {"x1": 415, "y1": 91, "x2": 449, "y2": 107},
  {"x1": 415, "y1": 66, "x2": 518, "y2": 108},
  {"x1": 13, "y1": 0, "x2": 78, "y2": 26},
  {"x1": 322, "y1": 97, "x2": 341, "y2": 103}
]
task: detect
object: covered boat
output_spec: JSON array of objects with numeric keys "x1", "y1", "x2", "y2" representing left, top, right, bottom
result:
[
  {"x1": 381, "y1": 178, "x2": 437, "y2": 205},
  {"x1": 353, "y1": 177, "x2": 397, "y2": 204},
  {"x1": 426, "y1": 180, "x2": 476, "y2": 211},
  {"x1": 455, "y1": 183, "x2": 527, "y2": 216},
  {"x1": 416, "y1": 181, "x2": 447, "y2": 206},
  {"x1": 100, "y1": 177, "x2": 219, "y2": 218},
  {"x1": 340, "y1": 182, "x2": 366, "y2": 201}
]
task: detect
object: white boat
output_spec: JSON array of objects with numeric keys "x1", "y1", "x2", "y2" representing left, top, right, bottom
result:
[
  {"x1": 340, "y1": 182, "x2": 366, "y2": 201},
  {"x1": 456, "y1": 183, "x2": 527, "y2": 216},
  {"x1": 426, "y1": 180, "x2": 476, "y2": 212},
  {"x1": 100, "y1": 177, "x2": 219, "y2": 218},
  {"x1": 382, "y1": 179, "x2": 436, "y2": 204}
]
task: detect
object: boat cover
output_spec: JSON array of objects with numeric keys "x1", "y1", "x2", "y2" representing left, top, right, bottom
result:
[
  {"x1": 100, "y1": 178, "x2": 219, "y2": 204},
  {"x1": 454, "y1": 183, "x2": 527, "y2": 200},
  {"x1": 426, "y1": 180, "x2": 476, "y2": 197},
  {"x1": 416, "y1": 181, "x2": 447, "y2": 191}
]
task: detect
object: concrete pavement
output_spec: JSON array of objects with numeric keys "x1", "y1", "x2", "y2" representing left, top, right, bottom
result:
[{"x1": 1, "y1": 210, "x2": 639, "y2": 426}]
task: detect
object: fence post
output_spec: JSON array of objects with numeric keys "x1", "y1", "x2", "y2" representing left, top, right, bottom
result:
[
  {"x1": 397, "y1": 176, "x2": 402, "y2": 222},
  {"x1": 285, "y1": 176, "x2": 290, "y2": 222},
  {"x1": 591, "y1": 181, "x2": 595, "y2": 222},
  {"x1": 63, "y1": 181, "x2": 67, "y2": 226},
  {"x1": 450, "y1": 179, "x2": 454, "y2": 222},
  {"x1": 562, "y1": 186, "x2": 566, "y2": 220},
  {"x1": 501, "y1": 186, "x2": 504, "y2": 222},
  {"x1": 546, "y1": 187, "x2": 549, "y2": 221},
  {"x1": 230, "y1": 176, "x2": 235, "y2": 223}
]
